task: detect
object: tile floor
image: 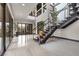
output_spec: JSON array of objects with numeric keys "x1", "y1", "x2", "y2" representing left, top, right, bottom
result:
[{"x1": 4, "y1": 35, "x2": 79, "y2": 56}]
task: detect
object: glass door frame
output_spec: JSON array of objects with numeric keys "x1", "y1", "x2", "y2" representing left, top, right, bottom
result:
[{"x1": 0, "y1": 3, "x2": 6, "y2": 56}]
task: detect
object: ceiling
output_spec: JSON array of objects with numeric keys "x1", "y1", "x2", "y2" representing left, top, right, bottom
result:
[{"x1": 10, "y1": 3, "x2": 37, "y2": 22}]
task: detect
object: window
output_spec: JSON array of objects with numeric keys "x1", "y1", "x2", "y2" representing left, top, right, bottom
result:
[
  {"x1": 37, "y1": 3, "x2": 42, "y2": 11},
  {"x1": 37, "y1": 3, "x2": 42, "y2": 16},
  {"x1": 36, "y1": 3, "x2": 47, "y2": 16}
]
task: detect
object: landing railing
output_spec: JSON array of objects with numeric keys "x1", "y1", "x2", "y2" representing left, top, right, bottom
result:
[{"x1": 58, "y1": 3, "x2": 79, "y2": 28}]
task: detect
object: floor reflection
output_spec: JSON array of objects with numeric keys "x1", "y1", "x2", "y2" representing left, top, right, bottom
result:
[
  {"x1": 12, "y1": 35, "x2": 37, "y2": 48},
  {"x1": 0, "y1": 37, "x2": 2, "y2": 55},
  {"x1": 18, "y1": 35, "x2": 26, "y2": 47}
]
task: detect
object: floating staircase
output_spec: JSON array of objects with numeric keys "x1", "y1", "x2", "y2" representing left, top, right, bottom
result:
[{"x1": 36, "y1": 3, "x2": 79, "y2": 44}]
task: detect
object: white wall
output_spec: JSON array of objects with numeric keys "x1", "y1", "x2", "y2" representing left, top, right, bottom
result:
[{"x1": 53, "y1": 20, "x2": 79, "y2": 40}]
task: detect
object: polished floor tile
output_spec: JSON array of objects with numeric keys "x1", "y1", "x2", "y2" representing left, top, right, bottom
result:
[{"x1": 4, "y1": 35, "x2": 79, "y2": 56}]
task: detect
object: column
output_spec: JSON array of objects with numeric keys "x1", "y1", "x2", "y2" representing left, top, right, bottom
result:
[
  {"x1": 42, "y1": 3, "x2": 43, "y2": 14},
  {"x1": 35, "y1": 6, "x2": 37, "y2": 34}
]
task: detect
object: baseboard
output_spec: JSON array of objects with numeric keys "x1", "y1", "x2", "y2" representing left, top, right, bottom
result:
[{"x1": 51, "y1": 36, "x2": 79, "y2": 42}]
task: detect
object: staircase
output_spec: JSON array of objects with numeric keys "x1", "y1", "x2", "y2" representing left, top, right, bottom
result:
[
  {"x1": 60, "y1": 3, "x2": 79, "y2": 28},
  {"x1": 35, "y1": 3, "x2": 79, "y2": 44},
  {"x1": 40, "y1": 26, "x2": 57, "y2": 44},
  {"x1": 38, "y1": 17, "x2": 58, "y2": 44}
]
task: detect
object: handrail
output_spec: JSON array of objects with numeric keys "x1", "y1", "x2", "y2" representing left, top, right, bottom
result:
[
  {"x1": 60, "y1": 14, "x2": 79, "y2": 28},
  {"x1": 36, "y1": 3, "x2": 47, "y2": 13},
  {"x1": 58, "y1": 3, "x2": 79, "y2": 28},
  {"x1": 32, "y1": 18, "x2": 49, "y2": 31},
  {"x1": 33, "y1": 4, "x2": 68, "y2": 31},
  {"x1": 32, "y1": 17, "x2": 52, "y2": 31}
]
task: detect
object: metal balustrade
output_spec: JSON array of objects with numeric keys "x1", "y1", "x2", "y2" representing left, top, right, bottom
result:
[
  {"x1": 30, "y1": 3, "x2": 79, "y2": 44},
  {"x1": 39, "y1": 3, "x2": 79, "y2": 44},
  {"x1": 58, "y1": 3, "x2": 79, "y2": 28}
]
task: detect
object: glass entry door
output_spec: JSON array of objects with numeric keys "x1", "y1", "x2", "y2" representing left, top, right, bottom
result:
[
  {"x1": 17, "y1": 23, "x2": 33, "y2": 47},
  {"x1": 0, "y1": 3, "x2": 13, "y2": 56},
  {"x1": 17, "y1": 23, "x2": 33, "y2": 35},
  {"x1": 5, "y1": 5, "x2": 13, "y2": 49}
]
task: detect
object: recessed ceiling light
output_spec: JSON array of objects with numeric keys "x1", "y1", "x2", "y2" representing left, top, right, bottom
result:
[{"x1": 22, "y1": 4, "x2": 25, "y2": 6}]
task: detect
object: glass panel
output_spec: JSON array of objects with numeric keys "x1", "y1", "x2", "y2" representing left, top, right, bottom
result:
[
  {"x1": 5, "y1": 22, "x2": 9, "y2": 48},
  {"x1": 21, "y1": 24, "x2": 25, "y2": 35},
  {"x1": 17, "y1": 23, "x2": 33, "y2": 35},
  {"x1": 25, "y1": 24, "x2": 28, "y2": 34},
  {"x1": 55, "y1": 3, "x2": 68, "y2": 25},
  {"x1": 27, "y1": 24, "x2": 32, "y2": 34},
  {"x1": 21, "y1": 24, "x2": 26, "y2": 46},
  {"x1": 5, "y1": 5, "x2": 9, "y2": 49},
  {"x1": 9, "y1": 17, "x2": 13, "y2": 42},
  {"x1": 5, "y1": 5, "x2": 13, "y2": 49},
  {"x1": 0, "y1": 21, "x2": 3, "y2": 55},
  {"x1": 18, "y1": 24, "x2": 22, "y2": 35},
  {"x1": 0, "y1": 4, "x2": 3, "y2": 55},
  {"x1": 27, "y1": 24, "x2": 29, "y2": 34}
]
